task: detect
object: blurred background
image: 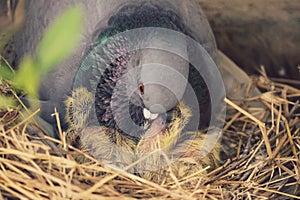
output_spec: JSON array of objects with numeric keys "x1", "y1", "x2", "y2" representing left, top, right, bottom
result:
[
  {"x1": 1, "y1": 0, "x2": 300, "y2": 86},
  {"x1": 198, "y1": 0, "x2": 300, "y2": 85}
]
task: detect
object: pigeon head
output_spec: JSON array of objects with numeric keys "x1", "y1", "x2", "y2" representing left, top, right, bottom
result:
[{"x1": 75, "y1": 3, "x2": 191, "y2": 140}]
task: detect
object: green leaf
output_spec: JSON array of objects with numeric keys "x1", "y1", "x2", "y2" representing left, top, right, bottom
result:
[
  {"x1": 0, "y1": 96, "x2": 16, "y2": 108},
  {"x1": 0, "y1": 66, "x2": 13, "y2": 80},
  {"x1": 14, "y1": 56, "x2": 40, "y2": 97},
  {"x1": 0, "y1": 59, "x2": 14, "y2": 80},
  {"x1": 36, "y1": 6, "x2": 83, "y2": 72}
]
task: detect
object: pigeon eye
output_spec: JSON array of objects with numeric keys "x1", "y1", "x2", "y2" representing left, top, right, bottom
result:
[{"x1": 139, "y1": 84, "x2": 144, "y2": 95}]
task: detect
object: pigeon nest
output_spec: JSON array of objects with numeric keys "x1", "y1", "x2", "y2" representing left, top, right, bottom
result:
[{"x1": 0, "y1": 59, "x2": 299, "y2": 199}]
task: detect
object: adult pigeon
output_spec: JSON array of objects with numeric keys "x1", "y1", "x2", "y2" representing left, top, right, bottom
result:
[{"x1": 9, "y1": 0, "x2": 252, "y2": 180}]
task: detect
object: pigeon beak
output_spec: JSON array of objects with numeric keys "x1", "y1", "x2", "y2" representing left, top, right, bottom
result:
[
  {"x1": 143, "y1": 108, "x2": 159, "y2": 120},
  {"x1": 150, "y1": 113, "x2": 159, "y2": 120}
]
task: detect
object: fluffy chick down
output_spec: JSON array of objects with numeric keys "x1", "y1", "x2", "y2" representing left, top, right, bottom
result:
[{"x1": 65, "y1": 87, "x2": 221, "y2": 182}]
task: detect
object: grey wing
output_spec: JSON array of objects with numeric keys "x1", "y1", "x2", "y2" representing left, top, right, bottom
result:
[{"x1": 12, "y1": 0, "x2": 127, "y2": 128}]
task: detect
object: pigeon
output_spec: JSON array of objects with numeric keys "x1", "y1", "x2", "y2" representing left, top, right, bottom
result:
[
  {"x1": 9, "y1": 0, "x2": 254, "y2": 179},
  {"x1": 12, "y1": 0, "x2": 223, "y2": 135}
]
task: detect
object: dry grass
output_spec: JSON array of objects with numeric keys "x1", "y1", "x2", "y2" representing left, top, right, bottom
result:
[{"x1": 0, "y1": 67, "x2": 299, "y2": 199}]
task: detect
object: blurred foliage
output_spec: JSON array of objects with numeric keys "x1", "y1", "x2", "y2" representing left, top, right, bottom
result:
[
  {"x1": 0, "y1": 6, "x2": 83, "y2": 108},
  {"x1": 0, "y1": 58, "x2": 14, "y2": 80},
  {"x1": 0, "y1": 96, "x2": 16, "y2": 108},
  {"x1": 36, "y1": 6, "x2": 83, "y2": 71}
]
